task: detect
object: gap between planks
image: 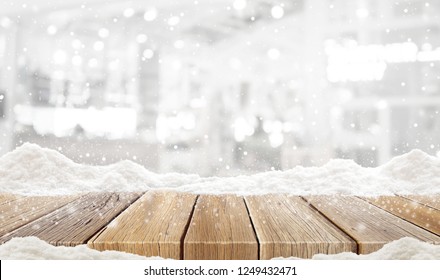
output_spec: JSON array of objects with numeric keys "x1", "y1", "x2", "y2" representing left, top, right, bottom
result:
[
  {"x1": 401, "y1": 195, "x2": 440, "y2": 211},
  {"x1": 304, "y1": 195, "x2": 440, "y2": 254},
  {"x1": 179, "y1": 194, "x2": 199, "y2": 260},
  {"x1": 0, "y1": 192, "x2": 140, "y2": 246},
  {"x1": 245, "y1": 194, "x2": 357, "y2": 259},
  {"x1": 88, "y1": 191, "x2": 198, "y2": 260},
  {"x1": 361, "y1": 195, "x2": 440, "y2": 236},
  {"x1": 0, "y1": 195, "x2": 79, "y2": 239},
  {"x1": 184, "y1": 194, "x2": 258, "y2": 260}
]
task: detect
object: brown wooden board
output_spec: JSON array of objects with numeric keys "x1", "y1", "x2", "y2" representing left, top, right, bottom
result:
[
  {"x1": 0, "y1": 195, "x2": 78, "y2": 237},
  {"x1": 0, "y1": 192, "x2": 140, "y2": 246},
  {"x1": 245, "y1": 195, "x2": 357, "y2": 259},
  {"x1": 88, "y1": 191, "x2": 197, "y2": 259},
  {"x1": 0, "y1": 193, "x2": 22, "y2": 206},
  {"x1": 184, "y1": 195, "x2": 258, "y2": 260},
  {"x1": 304, "y1": 196, "x2": 440, "y2": 254},
  {"x1": 365, "y1": 196, "x2": 440, "y2": 236},
  {"x1": 402, "y1": 195, "x2": 440, "y2": 211}
]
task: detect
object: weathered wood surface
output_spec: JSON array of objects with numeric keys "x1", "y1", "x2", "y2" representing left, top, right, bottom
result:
[
  {"x1": 305, "y1": 196, "x2": 440, "y2": 254},
  {"x1": 0, "y1": 195, "x2": 78, "y2": 237},
  {"x1": 184, "y1": 195, "x2": 258, "y2": 260},
  {"x1": 0, "y1": 192, "x2": 439, "y2": 259},
  {"x1": 0, "y1": 193, "x2": 139, "y2": 246},
  {"x1": 402, "y1": 195, "x2": 440, "y2": 211},
  {"x1": 89, "y1": 191, "x2": 197, "y2": 259},
  {"x1": 245, "y1": 195, "x2": 357, "y2": 259},
  {"x1": 365, "y1": 196, "x2": 440, "y2": 236},
  {"x1": 0, "y1": 193, "x2": 22, "y2": 206}
]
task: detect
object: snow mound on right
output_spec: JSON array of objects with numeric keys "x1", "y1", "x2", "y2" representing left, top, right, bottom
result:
[
  {"x1": 312, "y1": 237, "x2": 440, "y2": 260},
  {"x1": 378, "y1": 149, "x2": 440, "y2": 194}
]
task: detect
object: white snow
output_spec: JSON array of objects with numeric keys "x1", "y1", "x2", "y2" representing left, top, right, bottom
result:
[
  {"x1": 0, "y1": 143, "x2": 439, "y2": 196},
  {"x1": 0, "y1": 143, "x2": 200, "y2": 196},
  {"x1": 1, "y1": 236, "x2": 439, "y2": 260},
  {"x1": 312, "y1": 237, "x2": 440, "y2": 260},
  {"x1": 0, "y1": 237, "x2": 152, "y2": 260}
]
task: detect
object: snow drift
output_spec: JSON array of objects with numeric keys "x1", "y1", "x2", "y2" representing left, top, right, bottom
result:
[
  {"x1": 0, "y1": 237, "x2": 149, "y2": 260},
  {"x1": 311, "y1": 237, "x2": 440, "y2": 260},
  {"x1": 0, "y1": 143, "x2": 200, "y2": 196},
  {"x1": 0, "y1": 143, "x2": 439, "y2": 196}
]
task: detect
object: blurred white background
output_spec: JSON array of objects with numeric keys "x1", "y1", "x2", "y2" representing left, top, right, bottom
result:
[{"x1": 1, "y1": 0, "x2": 440, "y2": 176}]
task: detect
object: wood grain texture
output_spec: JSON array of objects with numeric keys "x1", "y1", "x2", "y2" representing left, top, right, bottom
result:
[
  {"x1": 0, "y1": 193, "x2": 22, "y2": 206},
  {"x1": 402, "y1": 195, "x2": 440, "y2": 211},
  {"x1": 184, "y1": 195, "x2": 258, "y2": 260},
  {"x1": 0, "y1": 193, "x2": 139, "y2": 246},
  {"x1": 304, "y1": 196, "x2": 440, "y2": 254},
  {"x1": 88, "y1": 191, "x2": 197, "y2": 259},
  {"x1": 245, "y1": 195, "x2": 357, "y2": 259},
  {"x1": 365, "y1": 196, "x2": 440, "y2": 236},
  {"x1": 0, "y1": 195, "x2": 78, "y2": 237}
]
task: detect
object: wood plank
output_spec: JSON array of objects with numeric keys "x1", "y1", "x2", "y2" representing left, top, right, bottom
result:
[
  {"x1": 402, "y1": 195, "x2": 440, "y2": 211},
  {"x1": 245, "y1": 195, "x2": 357, "y2": 259},
  {"x1": 0, "y1": 195, "x2": 78, "y2": 237},
  {"x1": 304, "y1": 196, "x2": 440, "y2": 254},
  {"x1": 0, "y1": 192, "x2": 140, "y2": 246},
  {"x1": 0, "y1": 193, "x2": 22, "y2": 206},
  {"x1": 184, "y1": 194, "x2": 258, "y2": 260},
  {"x1": 0, "y1": 193, "x2": 20, "y2": 200},
  {"x1": 365, "y1": 196, "x2": 440, "y2": 236},
  {"x1": 88, "y1": 191, "x2": 197, "y2": 259}
]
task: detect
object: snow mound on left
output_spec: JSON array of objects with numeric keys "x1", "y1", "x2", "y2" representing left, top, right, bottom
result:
[
  {"x1": 0, "y1": 143, "x2": 201, "y2": 195},
  {"x1": 0, "y1": 237, "x2": 152, "y2": 260}
]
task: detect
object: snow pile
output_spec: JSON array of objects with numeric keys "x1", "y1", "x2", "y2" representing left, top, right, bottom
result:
[
  {"x1": 379, "y1": 149, "x2": 440, "y2": 194},
  {"x1": 0, "y1": 237, "x2": 151, "y2": 260},
  {"x1": 0, "y1": 143, "x2": 440, "y2": 196},
  {"x1": 179, "y1": 159, "x2": 408, "y2": 195},
  {"x1": 0, "y1": 143, "x2": 200, "y2": 196},
  {"x1": 311, "y1": 238, "x2": 440, "y2": 260},
  {"x1": 1, "y1": 237, "x2": 439, "y2": 260}
]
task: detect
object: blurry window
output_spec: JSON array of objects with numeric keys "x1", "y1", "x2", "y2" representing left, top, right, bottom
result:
[{"x1": 0, "y1": 91, "x2": 5, "y2": 119}]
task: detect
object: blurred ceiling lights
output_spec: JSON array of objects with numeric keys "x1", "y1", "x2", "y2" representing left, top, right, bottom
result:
[{"x1": 143, "y1": 8, "x2": 158, "y2": 21}]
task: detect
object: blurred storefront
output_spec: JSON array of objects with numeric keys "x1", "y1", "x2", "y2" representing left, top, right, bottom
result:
[
  {"x1": 326, "y1": 0, "x2": 440, "y2": 166},
  {"x1": 0, "y1": 0, "x2": 439, "y2": 175}
]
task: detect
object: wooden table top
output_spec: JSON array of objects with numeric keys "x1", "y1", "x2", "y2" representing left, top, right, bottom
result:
[{"x1": 1, "y1": 191, "x2": 439, "y2": 259}]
